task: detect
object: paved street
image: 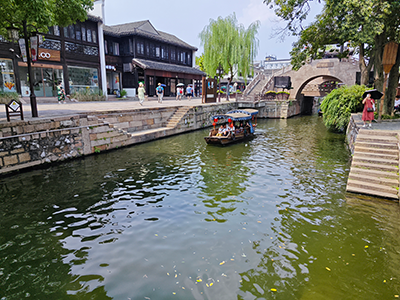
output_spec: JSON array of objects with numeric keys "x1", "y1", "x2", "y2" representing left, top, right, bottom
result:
[{"x1": 0, "y1": 96, "x2": 233, "y2": 123}]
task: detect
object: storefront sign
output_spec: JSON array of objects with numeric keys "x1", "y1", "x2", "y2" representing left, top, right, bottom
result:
[
  {"x1": 38, "y1": 48, "x2": 60, "y2": 62},
  {"x1": 30, "y1": 36, "x2": 38, "y2": 62},
  {"x1": 18, "y1": 39, "x2": 27, "y2": 62}
]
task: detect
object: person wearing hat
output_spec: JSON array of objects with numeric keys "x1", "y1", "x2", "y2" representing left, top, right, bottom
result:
[
  {"x1": 156, "y1": 83, "x2": 164, "y2": 103},
  {"x1": 138, "y1": 82, "x2": 146, "y2": 105}
]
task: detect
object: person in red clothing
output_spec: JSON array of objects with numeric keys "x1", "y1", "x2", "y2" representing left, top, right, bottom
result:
[{"x1": 362, "y1": 93, "x2": 375, "y2": 127}]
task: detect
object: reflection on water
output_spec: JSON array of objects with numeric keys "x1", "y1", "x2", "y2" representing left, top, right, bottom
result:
[{"x1": 1, "y1": 116, "x2": 399, "y2": 300}]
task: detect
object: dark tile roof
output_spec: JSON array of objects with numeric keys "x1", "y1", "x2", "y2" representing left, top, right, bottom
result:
[
  {"x1": 132, "y1": 59, "x2": 206, "y2": 76},
  {"x1": 87, "y1": 14, "x2": 103, "y2": 24},
  {"x1": 103, "y1": 21, "x2": 197, "y2": 50}
]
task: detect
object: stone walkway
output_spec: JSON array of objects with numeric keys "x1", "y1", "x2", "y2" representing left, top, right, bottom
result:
[
  {"x1": 0, "y1": 96, "x2": 234, "y2": 123},
  {"x1": 353, "y1": 113, "x2": 400, "y2": 131}
]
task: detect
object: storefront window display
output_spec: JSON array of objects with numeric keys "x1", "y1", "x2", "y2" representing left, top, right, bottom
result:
[
  {"x1": 19, "y1": 65, "x2": 63, "y2": 97},
  {"x1": 68, "y1": 66, "x2": 99, "y2": 94},
  {"x1": 0, "y1": 59, "x2": 16, "y2": 93}
]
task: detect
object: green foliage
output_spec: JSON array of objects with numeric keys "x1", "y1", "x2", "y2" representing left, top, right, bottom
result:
[
  {"x1": 195, "y1": 55, "x2": 206, "y2": 72},
  {"x1": 71, "y1": 89, "x2": 106, "y2": 101},
  {"x1": 199, "y1": 13, "x2": 260, "y2": 83},
  {"x1": 265, "y1": 90, "x2": 276, "y2": 95},
  {"x1": 320, "y1": 85, "x2": 367, "y2": 131},
  {"x1": 120, "y1": 89, "x2": 127, "y2": 97},
  {"x1": 0, "y1": 0, "x2": 93, "y2": 38},
  {"x1": 277, "y1": 91, "x2": 290, "y2": 95},
  {"x1": 0, "y1": 91, "x2": 19, "y2": 104}
]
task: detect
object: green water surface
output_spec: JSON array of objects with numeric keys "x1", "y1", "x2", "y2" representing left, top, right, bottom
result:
[{"x1": 0, "y1": 116, "x2": 399, "y2": 300}]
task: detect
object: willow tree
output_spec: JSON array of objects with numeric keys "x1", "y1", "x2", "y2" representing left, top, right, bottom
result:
[
  {"x1": 0, "y1": 0, "x2": 93, "y2": 117},
  {"x1": 199, "y1": 14, "x2": 260, "y2": 99}
]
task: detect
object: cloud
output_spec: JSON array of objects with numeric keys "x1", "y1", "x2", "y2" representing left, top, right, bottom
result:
[{"x1": 237, "y1": 0, "x2": 276, "y2": 27}]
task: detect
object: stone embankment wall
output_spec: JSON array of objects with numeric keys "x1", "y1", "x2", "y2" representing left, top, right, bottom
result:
[
  {"x1": 240, "y1": 99, "x2": 301, "y2": 119},
  {"x1": 0, "y1": 103, "x2": 235, "y2": 175},
  {"x1": 346, "y1": 113, "x2": 360, "y2": 155}
]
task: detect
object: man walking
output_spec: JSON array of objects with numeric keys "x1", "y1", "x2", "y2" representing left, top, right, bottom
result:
[{"x1": 156, "y1": 83, "x2": 164, "y2": 103}]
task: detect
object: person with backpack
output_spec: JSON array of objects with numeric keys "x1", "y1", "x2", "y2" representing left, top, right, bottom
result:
[{"x1": 156, "y1": 83, "x2": 164, "y2": 103}]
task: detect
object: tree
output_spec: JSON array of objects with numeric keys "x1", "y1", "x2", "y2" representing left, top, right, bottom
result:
[
  {"x1": 0, "y1": 0, "x2": 93, "y2": 117},
  {"x1": 320, "y1": 85, "x2": 366, "y2": 131},
  {"x1": 199, "y1": 14, "x2": 260, "y2": 100},
  {"x1": 195, "y1": 54, "x2": 206, "y2": 72},
  {"x1": 265, "y1": 0, "x2": 400, "y2": 116}
]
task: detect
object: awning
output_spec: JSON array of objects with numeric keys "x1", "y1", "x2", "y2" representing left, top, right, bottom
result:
[{"x1": 132, "y1": 58, "x2": 206, "y2": 77}]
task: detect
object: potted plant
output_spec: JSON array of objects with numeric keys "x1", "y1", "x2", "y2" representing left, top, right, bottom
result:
[
  {"x1": 120, "y1": 89, "x2": 127, "y2": 98},
  {"x1": 276, "y1": 91, "x2": 290, "y2": 100},
  {"x1": 264, "y1": 90, "x2": 276, "y2": 100}
]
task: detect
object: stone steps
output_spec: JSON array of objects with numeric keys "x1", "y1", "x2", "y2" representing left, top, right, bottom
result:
[
  {"x1": 346, "y1": 129, "x2": 399, "y2": 199},
  {"x1": 166, "y1": 107, "x2": 190, "y2": 128}
]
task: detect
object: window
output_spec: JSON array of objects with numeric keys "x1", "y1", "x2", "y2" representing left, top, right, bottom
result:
[
  {"x1": 171, "y1": 48, "x2": 175, "y2": 61},
  {"x1": 92, "y1": 30, "x2": 97, "y2": 43},
  {"x1": 75, "y1": 24, "x2": 81, "y2": 41},
  {"x1": 68, "y1": 66, "x2": 99, "y2": 94},
  {"x1": 63, "y1": 27, "x2": 69, "y2": 38},
  {"x1": 87, "y1": 29, "x2": 92, "y2": 42},
  {"x1": 137, "y1": 41, "x2": 144, "y2": 55},
  {"x1": 187, "y1": 53, "x2": 191, "y2": 65},
  {"x1": 146, "y1": 44, "x2": 149, "y2": 56},
  {"x1": 129, "y1": 39, "x2": 133, "y2": 54},
  {"x1": 0, "y1": 59, "x2": 16, "y2": 93},
  {"x1": 104, "y1": 40, "x2": 108, "y2": 54},
  {"x1": 81, "y1": 26, "x2": 86, "y2": 41},
  {"x1": 54, "y1": 25, "x2": 60, "y2": 36},
  {"x1": 155, "y1": 46, "x2": 160, "y2": 58},
  {"x1": 47, "y1": 27, "x2": 54, "y2": 35},
  {"x1": 114, "y1": 42, "x2": 119, "y2": 55},
  {"x1": 69, "y1": 25, "x2": 75, "y2": 39}
]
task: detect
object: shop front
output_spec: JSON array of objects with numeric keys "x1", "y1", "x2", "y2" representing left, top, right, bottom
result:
[
  {"x1": 18, "y1": 62, "x2": 63, "y2": 97},
  {"x1": 68, "y1": 65, "x2": 99, "y2": 94},
  {"x1": 105, "y1": 65, "x2": 121, "y2": 95},
  {"x1": 0, "y1": 58, "x2": 17, "y2": 93}
]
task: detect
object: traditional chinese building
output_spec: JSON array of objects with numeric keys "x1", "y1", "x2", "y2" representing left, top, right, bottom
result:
[
  {"x1": 103, "y1": 20, "x2": 205, "y2": 97},
  {"x1": 0, "y1": 15, "x2": 104, "y2": 98}
]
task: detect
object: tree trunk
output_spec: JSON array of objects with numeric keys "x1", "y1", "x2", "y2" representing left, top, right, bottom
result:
[
  {"x1": 23, "y1": 21, "x2": 38, "y2": 117},
  {"x1": 385, "y1": 45, "x2": 400, "y2": 116},
  {"x1": 358, "y1": 44, "x2": 372, "y2": 85},
  {"x1": 373, "y1": 33, "x2": 385, "y2": 92}
]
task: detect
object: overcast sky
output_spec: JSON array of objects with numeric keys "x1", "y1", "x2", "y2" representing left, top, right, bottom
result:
[{"x1": 102, "y1": 0, "x2": 323, "y2": 61}]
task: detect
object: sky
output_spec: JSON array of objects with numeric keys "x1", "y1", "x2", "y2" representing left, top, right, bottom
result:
[{"x1": 102, "y1": 0, "x2": 323, "y2": 62}]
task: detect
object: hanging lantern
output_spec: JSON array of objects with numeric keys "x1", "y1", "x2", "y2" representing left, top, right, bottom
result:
[
  {"x1": 228, "y1": 118, "x2": 232, "y2": 123},
  {"x1": 214, "y1": 118, "x2": 218, "y2": 123},
  {"x1": 230, "y1": 123, "x2": 233, "y2": 128},
  {"x1": 212, "y1": 122, "x2": 216, "y2": 128}
]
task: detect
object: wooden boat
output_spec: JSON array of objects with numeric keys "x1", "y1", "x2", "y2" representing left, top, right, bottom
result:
[{"x1": 204, "y1": 109, "x2": 258, "y2": 145}]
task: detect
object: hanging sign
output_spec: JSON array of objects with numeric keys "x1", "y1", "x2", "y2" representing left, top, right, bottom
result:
[
  {"x1": 30, "y1": 36, "x2": 38, "y2": 62},
  {"x1": 18, "y1": 38, "x2": 27, "y2": 62}
]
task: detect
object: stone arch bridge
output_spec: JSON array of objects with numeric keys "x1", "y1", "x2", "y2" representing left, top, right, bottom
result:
[{"x1": 241, "y1": 58, "x2": 360, "y2": 118}]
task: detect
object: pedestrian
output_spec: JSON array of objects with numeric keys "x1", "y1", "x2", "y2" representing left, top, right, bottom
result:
[
  {"x1": 362, "y1": 93, "x2": 375, "y2": 128},
  {"x1": 186, "y1": 85, "x2": 192, "y2": 99},
  {"x1": 57, "y1": 81, "x2": 66, "y2": 104},
  {"x1": 156, "y1": 83, "x2": 164, "y2": 103},
  {"x1": 176, "y1": 86, "x2": 183, "y2": 101},
  {"x1": 138, "y1": 82, "x2": 146, "y2": 105}
]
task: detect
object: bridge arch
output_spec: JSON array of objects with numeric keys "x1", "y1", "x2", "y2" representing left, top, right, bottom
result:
[
  {"x1": 283, "y1": 58, "x2": 360, "y2": 100},
  {"x1": 295, "y1": 75, "x2": 343, "y2": 99}
]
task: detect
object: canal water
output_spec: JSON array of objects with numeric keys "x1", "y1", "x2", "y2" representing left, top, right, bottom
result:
[{"x1": 1, "y1": 116, "x2": 399, "y2": 300}]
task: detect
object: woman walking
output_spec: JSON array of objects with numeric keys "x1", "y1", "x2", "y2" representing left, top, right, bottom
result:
[
  {"x1": 138, "y1": 82, "x2": 145, "y2": 105},
  {"x1": 362, "y1": 93, "x2": 375, "y2": 127}
]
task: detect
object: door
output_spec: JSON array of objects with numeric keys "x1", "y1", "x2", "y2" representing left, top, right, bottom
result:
[{"x1": 43, "y1": 68, "x2": 55, "y2": 97}]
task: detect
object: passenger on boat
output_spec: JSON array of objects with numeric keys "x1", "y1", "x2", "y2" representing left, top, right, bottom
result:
[
  {"x1": 216, "y1": 125, "x2": 225, "y2": 136},
  {"x1": 224, "y1": 124, "x2": 231, "y2": 136},
  {"x1": 231, "y1": 123, "x2": 236, "y2": 139}
]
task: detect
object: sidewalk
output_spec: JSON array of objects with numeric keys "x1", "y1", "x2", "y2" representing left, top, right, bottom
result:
[
  {"x1": 353, "y1": 113, "x2": 400, "y2": 131},
  {"x1": 0, "y1": 96, "x2": 232, "y2": 123}
]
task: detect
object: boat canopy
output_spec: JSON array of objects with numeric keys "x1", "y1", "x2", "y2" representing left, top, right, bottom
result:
[
  {"x1": 212, "y1": 113, "x2": 252, "y2": 121},
  {"x1": 226, "y1": 109, "x2": 258, "y2": 116}
]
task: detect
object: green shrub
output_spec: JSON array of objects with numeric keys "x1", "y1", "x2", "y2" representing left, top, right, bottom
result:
[
  {"x1": 0, "y1": 91, "x2": 19, "y2": 104},
  {"x1": 120, "y1": 89, "x2": 127, "y2": 97},
  {"x1": 320, "y1": 85, "x2": 366, "y2": 132},
  {"x1": 265, "y1": 90, "x2": 276, "y2": 95},
  {"x1": 70, "y1": 89, "x2": 106, "y2": 101},
  {"x1": 277, "y1": 91, "x2": 290, "y2": 95}
]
